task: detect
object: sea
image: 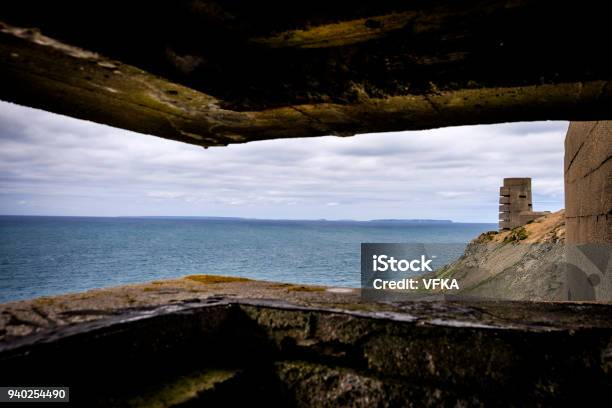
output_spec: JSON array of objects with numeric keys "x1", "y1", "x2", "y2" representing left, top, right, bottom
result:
[{"x1": 0, "y1": 216, "x2": 496, "y2": 303}]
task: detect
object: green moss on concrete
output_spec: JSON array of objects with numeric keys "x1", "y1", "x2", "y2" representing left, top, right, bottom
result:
[
  {"x1": 251, "y1": 12, "x2": 416, "y2": 48},
  {"x1": 185, "y1": 275, "x2": 252, "y2": 284},
  {"x1": 121, "y1": 369, "x2": 239, "y2": 408}
]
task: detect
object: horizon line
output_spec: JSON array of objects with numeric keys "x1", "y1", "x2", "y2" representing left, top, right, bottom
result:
[{"x1": 0, "y1": 214, "x2": 497, "y2": 224}]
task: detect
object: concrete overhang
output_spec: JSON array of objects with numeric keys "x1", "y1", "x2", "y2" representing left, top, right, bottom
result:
[{"x1": 0, "y1": 1, "x2": 611, "y2": 147}]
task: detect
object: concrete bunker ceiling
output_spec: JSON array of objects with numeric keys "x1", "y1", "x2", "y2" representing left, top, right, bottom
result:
[{"x1": 0, "y1": 1, "x2": 610, "y2": 148}]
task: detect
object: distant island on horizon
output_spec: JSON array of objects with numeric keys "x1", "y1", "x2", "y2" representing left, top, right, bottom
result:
[
  {"x1": 124, "y1": 216, "x2": 457, "y2": 224},
  {"x1": 0, "y1": 214, "x2": 466, "y2": 224}
]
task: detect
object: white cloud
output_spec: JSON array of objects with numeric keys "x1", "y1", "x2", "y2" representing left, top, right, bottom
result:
[
  {"x1": 146, "y1": 191, "x2": 187, "y2": 199},
  {"x1": 437, "y1": 191, "x2": 469, "y2": 198},
  {"x1": 0, "y1": 101, "x2": 567, "y2": 222}
]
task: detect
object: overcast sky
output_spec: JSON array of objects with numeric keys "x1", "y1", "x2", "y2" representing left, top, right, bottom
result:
[{"x1": 0, "y1": 100, "x2": 567, "y2": 222}]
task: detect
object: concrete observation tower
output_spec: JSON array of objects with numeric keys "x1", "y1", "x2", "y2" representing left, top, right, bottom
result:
[{"x1": 499, "y1": 178, "x2": 550, "y2": 231}]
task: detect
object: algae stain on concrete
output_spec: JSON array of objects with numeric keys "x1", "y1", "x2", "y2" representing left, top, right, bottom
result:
[
  {"x1": 121, "y1": 369, "x2": 239, "y2": 408},
  {"x1": 251, "y1": 12, "x2": 416, "y2": 48},
  {"x1": 184, "y1": 275, "x2": 252, "y2": 284}
]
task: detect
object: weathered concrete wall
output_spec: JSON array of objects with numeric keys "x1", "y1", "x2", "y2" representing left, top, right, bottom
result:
[{"x1": 564, "y1": 121, "x2": 612, "y2": 244}]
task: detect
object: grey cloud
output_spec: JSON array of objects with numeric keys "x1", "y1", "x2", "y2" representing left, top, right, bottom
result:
[{"x1": 0, "y1": 100, "x2": 566, "y2": 222}]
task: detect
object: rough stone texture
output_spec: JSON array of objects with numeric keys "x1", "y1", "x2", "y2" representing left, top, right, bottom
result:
[
  {"x1": 499, "y1": 178, "x2": 549, "y2": 230},
  {"x1": 0, "y1": 2, "x2": 612, "y2": 147},
  {"x1": 0, "y1": 276, "x2": 360, "y2": 342},
  {"x1": 564, "y1": 121, "x2": 612, "y2": 244},
  {"x1": 1, "y1": 279, "x2": 612, "y2": 406}
]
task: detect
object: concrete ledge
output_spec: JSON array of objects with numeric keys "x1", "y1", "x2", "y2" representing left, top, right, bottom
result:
[{"x1": 1, "y1": 276, "x2": 612, "y2": 405}]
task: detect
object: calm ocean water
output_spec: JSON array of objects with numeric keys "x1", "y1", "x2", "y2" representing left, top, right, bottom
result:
[{"x1": 0, "y1": 216, "x2": 495, "y2": 303}]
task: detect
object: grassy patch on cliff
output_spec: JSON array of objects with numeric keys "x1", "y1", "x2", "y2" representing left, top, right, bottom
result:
[
  {"x1": 476, "y1": 231, "x2": 499, "y2": 243},
  {"x1": 503, "y1": 227, "x2": 529, "y2": 243}
]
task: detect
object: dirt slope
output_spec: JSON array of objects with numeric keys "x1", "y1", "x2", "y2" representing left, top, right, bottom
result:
[{"x1": 434, "y1": 210, "x2": 566, "y2": 301}]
